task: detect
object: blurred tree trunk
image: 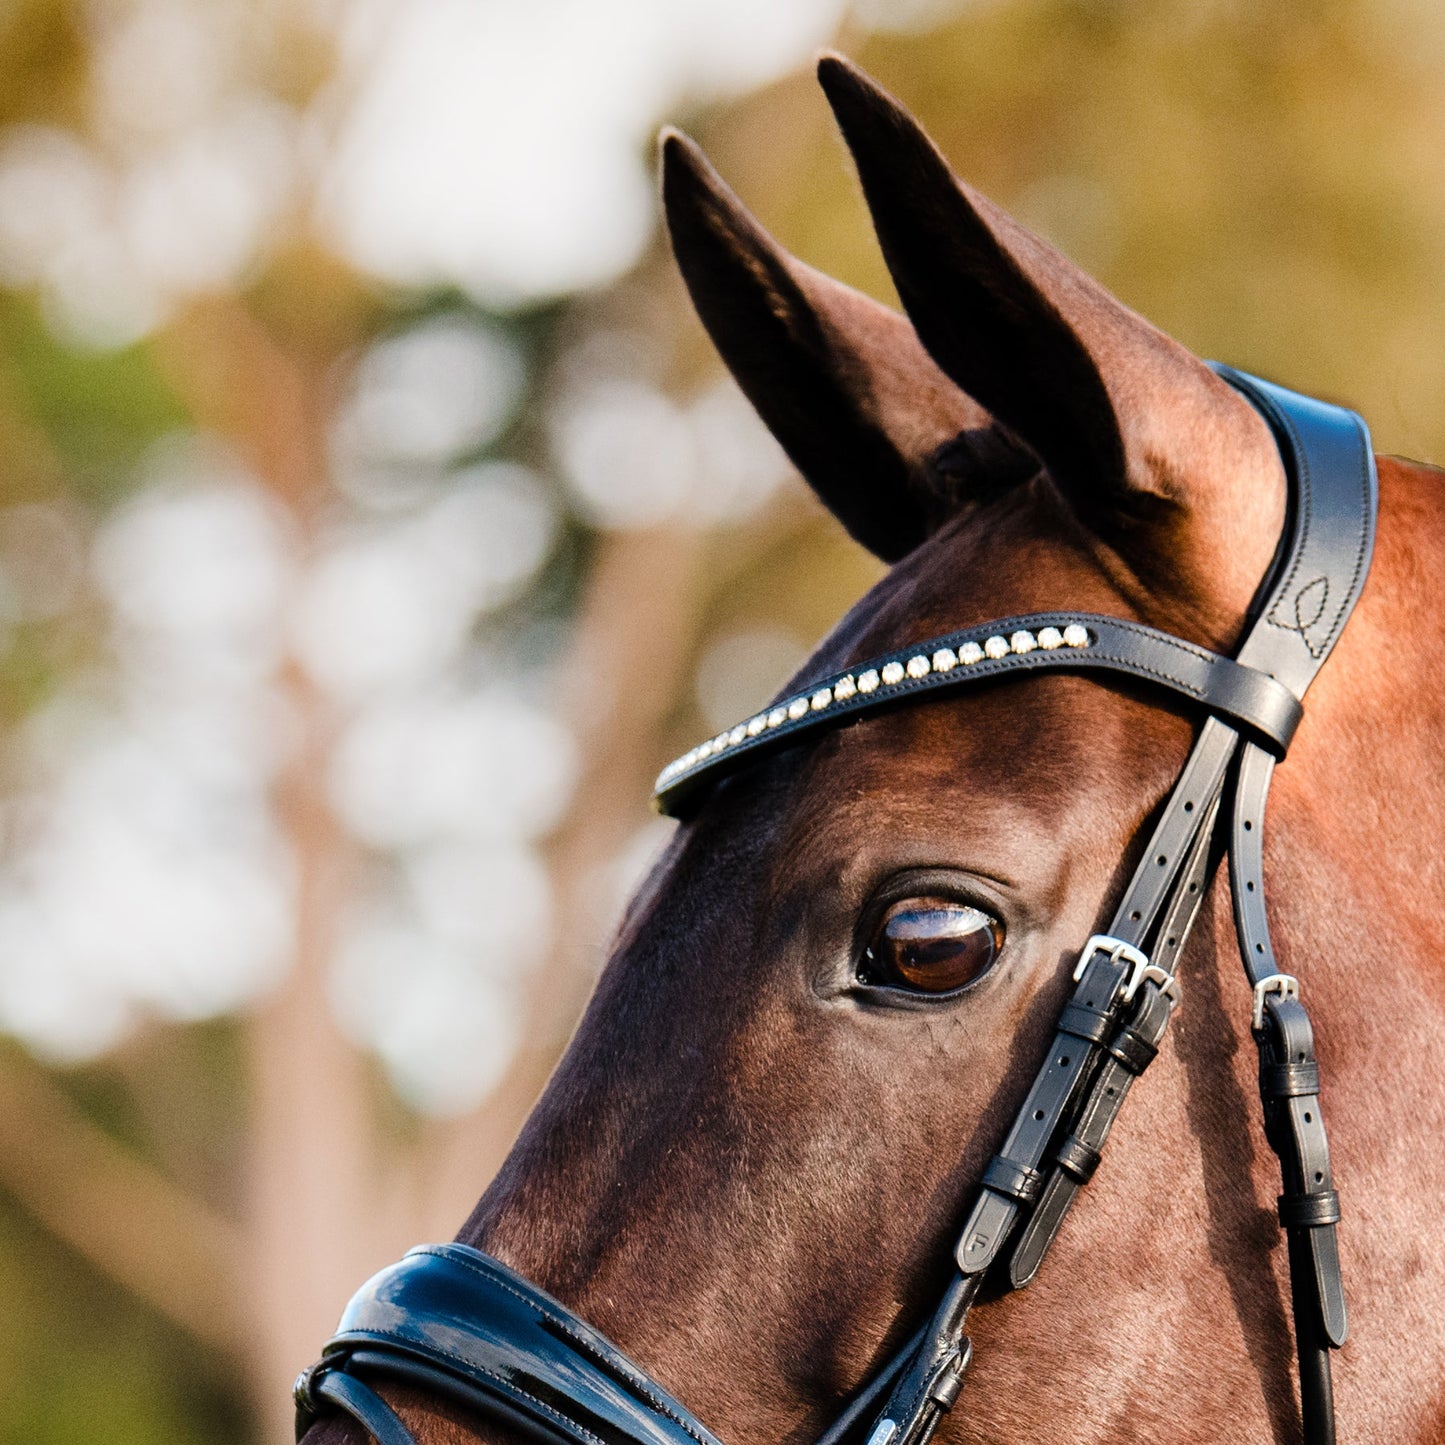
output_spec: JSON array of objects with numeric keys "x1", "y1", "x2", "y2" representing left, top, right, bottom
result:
[
  {"x1": 417, "y1": 524, "x2": 710, "y2": 1241},
  {"x1": 161, "y1": 300, "x2": 386, "y2": 1442},
  {"x1": 151, "y1": 297, "x2": 735, "y2": 1437},
  {"x1": 245, "y1": 663, "x2": 378, "y2": 1444}
]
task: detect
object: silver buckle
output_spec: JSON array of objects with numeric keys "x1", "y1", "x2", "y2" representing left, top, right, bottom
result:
[
  {"x1": 1134, "y1": 962, "x2": 1182, "y2": 1009},
  {"x1": 1068, "y1": 933, "x2": 1141, "y2": 997},
  {"x1": 1252, "y1": 972, "x2": 1300, "y2": 1031},
  {"x1": 1071, "y1": 933, "x2": 1180, "y2": 1007}
]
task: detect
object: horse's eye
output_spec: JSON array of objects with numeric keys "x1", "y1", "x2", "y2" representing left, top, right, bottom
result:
[{"x1": 859, "y1": 897, "x2": 1003, "y2": 995}]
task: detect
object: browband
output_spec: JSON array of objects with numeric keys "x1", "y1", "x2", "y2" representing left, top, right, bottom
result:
[
  {"x1": 654, "y1": 367, "x2": 1371, "y2": 819},
  {"x1": 297, "y1": 366, "x2": 1376, "y2": 1445},
  {"x1": 653, "y1": 613, "x2": 1302, "y2": 817}
]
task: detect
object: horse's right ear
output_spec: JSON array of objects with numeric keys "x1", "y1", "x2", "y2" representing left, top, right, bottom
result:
[{"x1": 660, "y1": 130, "x2": 1035, "y2": 562}]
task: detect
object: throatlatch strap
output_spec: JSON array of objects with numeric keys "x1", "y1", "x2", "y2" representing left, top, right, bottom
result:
[{"x1": 1220, "y1": 368, "x2": 1372, "y2": 1443}]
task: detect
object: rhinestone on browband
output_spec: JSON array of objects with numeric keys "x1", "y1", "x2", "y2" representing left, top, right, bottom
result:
[{"x1": 656, "y1": 622, "x2": 1091, "y2": 793}]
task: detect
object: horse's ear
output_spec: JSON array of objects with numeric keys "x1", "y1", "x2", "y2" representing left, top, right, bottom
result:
[
  {"x1": 660, "y1": 130, "x2": 1037, "y2": 562},
  {"x1": 816, "y1": 56, "x2": 1285, "y2": 614}
]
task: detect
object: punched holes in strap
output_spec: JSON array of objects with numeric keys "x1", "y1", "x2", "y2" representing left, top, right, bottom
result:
[
  {"x1": 1254, "y1": 999, "x2": 1349, "y2": 1351},
  {"x1": 1006, "y1": 982, "x2": 1178, "y2": 1294}
]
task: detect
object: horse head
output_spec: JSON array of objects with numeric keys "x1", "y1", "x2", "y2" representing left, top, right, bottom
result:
[{"x1": 303, "y1": 57, "x2": 1445, "y2": 1445}]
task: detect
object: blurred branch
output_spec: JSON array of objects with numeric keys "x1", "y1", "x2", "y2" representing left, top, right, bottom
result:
[
  {"x1": 161, "y1": 291, "x2": 387, "y2": 1438},
  {"x1": 157, "y1": 296, "x2": 330, "y2": 510},
  {"x1": 0, "y1": 1047, "x2": 247, "y2": 1357}
]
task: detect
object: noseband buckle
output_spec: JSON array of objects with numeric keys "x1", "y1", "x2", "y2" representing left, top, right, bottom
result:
[{"x1": 1071, "y1": 934, "x2": 1176, "y2": 1006}]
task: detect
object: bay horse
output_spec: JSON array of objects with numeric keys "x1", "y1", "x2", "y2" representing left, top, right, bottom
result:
[{"x1": 301, "y1": 56, "x2": 1445, "y2": 1444}]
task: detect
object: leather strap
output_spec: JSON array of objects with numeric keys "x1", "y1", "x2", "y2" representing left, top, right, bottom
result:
[
  {"x1": 1213, "y1": 363, "x2": 1370, "y2": 1443},
  {"x1": 295, "y1": 1245, "x2": 723, "y2": 1445},
  {"x1": 1221, "y1": 369, "x2": 1368, "y2": 1417},
  {"x1": 862, "y1": 370, "x2": 1373, "y2": 1445},
  {"x1": 654, "y1": 614, "x2": 1302, "y2": 817},
  {"x1": 879, "y1": 774, "x2": 1224, "y2": 1437},
  {"x1": 306, "y1": 1371, "x2": 416, "y2": 1445},
  {"x1": 1009, "y1": 790, "x2": 1220, "y2": 1288},
  {"x1": 953, "y1": 951, "x2": 1133, "y2": 1278},
  {"x1": 1008, "y1": 980, "x2": 1174, "y2": 1288},
  {"x1": 1219, "y1": 367, "x2": 1376, "y2": 693},
  {"x1": 813, "y1": 1326, "x2": 927, "y2": 1445}
]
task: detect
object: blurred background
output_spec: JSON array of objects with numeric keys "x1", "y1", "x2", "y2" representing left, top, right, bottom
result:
[{"x1": 0, "y1": 0, "x2": 1442, "y2": 1439}]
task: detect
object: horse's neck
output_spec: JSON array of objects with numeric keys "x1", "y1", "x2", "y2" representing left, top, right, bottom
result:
[
  {"x1": 1272, "y1": 454, "x2": 1445, "y2": 950},
  {"x1": 1021, "y1": 456, "x2": 1445, "y2": 1444},
  {"x1": 1196, "y1": 451, "x2": 1445, "y2": 1435}
]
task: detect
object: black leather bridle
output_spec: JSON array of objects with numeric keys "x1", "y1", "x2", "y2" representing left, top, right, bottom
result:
[{"x1": 295, "y1": 367, "x2": 1375, "y2": 1445}]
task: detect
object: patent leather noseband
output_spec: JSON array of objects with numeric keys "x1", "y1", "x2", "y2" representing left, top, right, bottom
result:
[
  {"x1": 297, "y1": 367, "x2": 1376, "y2": 1445},
  {"x1": 297, "y1": 1246, "x2": 722, "y2": 1445}
]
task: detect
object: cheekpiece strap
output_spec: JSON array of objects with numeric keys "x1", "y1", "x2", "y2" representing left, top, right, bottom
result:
[{"x1": 859, "y1": 368, "x2": 1375, "y2": 1445}]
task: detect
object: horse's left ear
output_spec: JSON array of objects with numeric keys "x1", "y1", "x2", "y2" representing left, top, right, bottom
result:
[
  {"x1": 660, "y1": 129, "x2": 1038, "y2": 562},
  {"x1": 817, "y1": 55, "x2": 1285, "y2": 622}
]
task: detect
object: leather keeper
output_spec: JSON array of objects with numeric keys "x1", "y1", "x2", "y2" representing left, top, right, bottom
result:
[
  {"x1": 1261, "y1": 1061, "x2": 1320, "y2": 1097},
  {"x1": 982, "y1": 1155, "x2": 1044, "y2": 1204},
  {"x1": 1058, "y1": 1003, "x2": 1114, "y2": 1046},
  {"x1": 1278, "y1": 1190, "x2": 1342, "y2": 1229},
  {"x1": 1106, "y1": 1026, "x2": 1157, "y2": 1075},
  {"x1": 1054, "y1": 1134, "x2": 1102, "y2": 1185}
]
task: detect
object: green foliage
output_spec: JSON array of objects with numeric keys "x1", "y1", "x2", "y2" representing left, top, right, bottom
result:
[
  {"x1": 0, "y1": 1200, "x2": 246, "y2": 1445},
  {"x1": 0, "y1": 295, "x2": 188, "y2": 508}
]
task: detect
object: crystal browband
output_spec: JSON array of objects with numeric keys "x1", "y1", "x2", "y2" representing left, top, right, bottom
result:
[{"x1": 653, "y1": 611, "x2": 1306, "y2": 818}]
